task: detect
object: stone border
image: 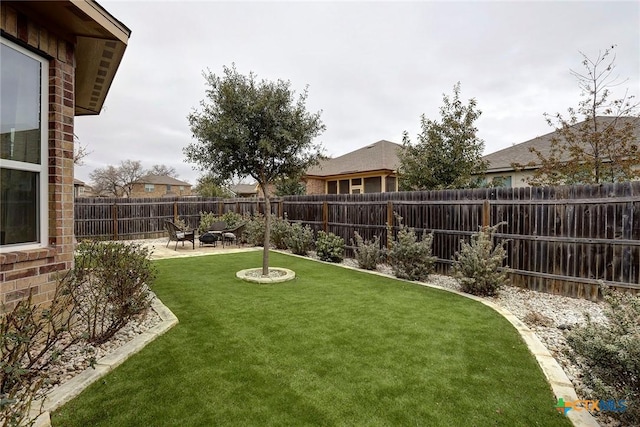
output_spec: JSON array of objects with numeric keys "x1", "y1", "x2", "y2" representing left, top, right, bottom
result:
[
  {"x1": 236, "y1": 267, "x2": 296, "y2": 284},
  {"x1": 274, "y1": 250, "x2": 599, "y2": 427},
  {"x1": 31, "y1": 298, "x2": 179, "y2": 427}
]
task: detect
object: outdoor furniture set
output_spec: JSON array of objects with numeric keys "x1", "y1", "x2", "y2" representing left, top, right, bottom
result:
[{"x1": 164, "y1": 220, "x2": 245, "y2": 251}]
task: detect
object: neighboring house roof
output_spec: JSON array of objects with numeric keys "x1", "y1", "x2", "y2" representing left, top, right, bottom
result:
[
  {"x1": 229, "y1": 183, "x2": 258, "y2": 196},
  {"x1": 484, "y1": 116, "x2": 640, "y2": 173},
  {"x1": 9, "y1": 0, "x2": 131, "y2": 115},
  {"x1": 134, "y1": 174, "x2": 192, "y2": 186},
  {"x1": 306, "y1": 140, "x2": 402, "y2": 177},
  {"x1": 74, "y1": 179, "x2": 85, "y2": 186}
]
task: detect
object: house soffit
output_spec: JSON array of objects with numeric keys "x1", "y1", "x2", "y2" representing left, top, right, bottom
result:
[{"x1": 8, "y1": 0, "x2": 131, "y2": 116}]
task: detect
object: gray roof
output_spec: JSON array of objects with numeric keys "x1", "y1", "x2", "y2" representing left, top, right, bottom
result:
[
  {"x1": 306, "y1": 140, "x2": 402, "y2": 177},
  {"x1": 484, "y1": 116, "x2": 640, "y2": 172},
  {"x1": 135, "y1": 174, "x2": 191, "y2": 186},
  {"x1": 229, "y1": 183, "x2": 258, "y2": 195}
]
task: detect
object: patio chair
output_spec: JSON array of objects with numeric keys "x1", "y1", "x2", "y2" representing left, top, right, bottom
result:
[
  {"x1": 221, "y1": 222, "x2": 247, "y2": 247},
  {"x1": 165, "y1": 220, "x2": 195, "y2": 250}
]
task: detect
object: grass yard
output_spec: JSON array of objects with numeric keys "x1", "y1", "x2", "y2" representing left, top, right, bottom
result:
[{"x1": 52, "y1": 251, "x2": 570, "y2": 426}]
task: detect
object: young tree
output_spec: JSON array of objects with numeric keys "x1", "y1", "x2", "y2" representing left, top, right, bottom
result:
[
  {"x1": 515, "y1": 45, "x2": 640, "y2": 186},
  {"x1": 193, "y1": 172, "x2": 233, "y2": 198},
  {"x1": 398, "y1": 82, "x2": 487, "y2": 190},
  {"x1": 185, "y1": 64, "x2": 325, "y2": 275}
]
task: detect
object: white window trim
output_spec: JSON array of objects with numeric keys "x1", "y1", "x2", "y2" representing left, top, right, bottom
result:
[{"x1": 0, "y1": 37, "x2": 48, "y2": 252}]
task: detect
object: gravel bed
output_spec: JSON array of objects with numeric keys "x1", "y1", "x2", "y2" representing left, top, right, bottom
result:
[{"x1": 42, "y1": 249, "x2": 611, "y2": 423}]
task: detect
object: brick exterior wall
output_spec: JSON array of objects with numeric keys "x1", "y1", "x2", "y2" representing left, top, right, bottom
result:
[
  {"x1": 130, "y1": 183, "x2": 193, "y2": 198},
  {"x1": 1, "y1": 4, "x2": 76, "y2": 311},
  {"x1": 305, "y1": 178, "x2": 325, "y2": 195}
]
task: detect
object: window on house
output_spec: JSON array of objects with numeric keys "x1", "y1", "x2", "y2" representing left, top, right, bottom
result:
[
  {"x1": 145, "y1": 184, "x2": 155, "y2": 192},
  {"x1": 179, "y1": 186, "x2": 184, "y2": 191},
  {"x1": 327, "y1": 181, "x2": 337, "y2": 194},
  {"x1": 487, "y1": 176, "x2": 513, "y2": 188},
  {"x1": 385, "y1": 176, "x2": 397, "y2": 192},
  {"x1": 364, "y1": 176, "x2": 381, "y2": 193},
  {"x1": 166, "y1": 184, "x2": 171, "y2": 192},
  {"x1": 0, "y1": 38, "x2": 48, "y2": 250},
  {"x1": 339, "y1": 179, "x2": 349, "y2": 194}
]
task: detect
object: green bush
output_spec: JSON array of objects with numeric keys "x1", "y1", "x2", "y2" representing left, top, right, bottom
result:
[
  {"x1": 220, "y1": 211, "x2": 242, "y2": 228},
  {"x1": 270, "y1": 216, "x2": 293, "y2": 250},
  {"x1": 197, "y1": 211, "x2": 218, "y2": 234},
  {"x1": 1, "y1": 282, "x2": 85, "y2": 427},
  {"x1": 315, "y1": 231, "x2": 345, "y2": 263},
  {"x1": 284, "y1": 222, "x2": 314, "y2": 256},
  {"x1": 387, "y1": 215, "x2": 436, "y2": 281},
  {"x1": 352, "y1": 231, "x2": 384, "y2": 270},
  {"x1": 69, "y1": 241, "x2": 156, "y2": 344},
  {"x1": 452, "y1": 224, "x2": 509, "y2": 297},
  {"x1": 173, "y1": 217, "x2": 188, "y2": 231},
  {"x1": 243, "y1": 213, "x2": 266, "y2": 246},
  {"x1": 565, "y1": 286, "x2": 640, "y2": 425}
]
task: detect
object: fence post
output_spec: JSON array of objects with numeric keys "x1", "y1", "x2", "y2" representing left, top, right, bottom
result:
[
  {"x1": 387, "y1": 201, "x2": 393, "y2": 250},
  {"x1": 322, "y1": 201, "x2": 328, "y2": 232},
  {"x1": 482, "y1": 200, "x2": 491, "y2": 228},
  {"x1": 218, "y1": 200, "x2": 223, "y2": 216},
  {"x1": 173, "y1": 201, "x2": 178, "y2": 222},
  {"x1": 112, "y1": 204, "x2": 118, "y2": 240}
]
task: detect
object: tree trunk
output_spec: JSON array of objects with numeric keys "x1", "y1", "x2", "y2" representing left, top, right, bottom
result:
[{"x1": 260, "y1": 182, "x2": 271, "y2": 277}]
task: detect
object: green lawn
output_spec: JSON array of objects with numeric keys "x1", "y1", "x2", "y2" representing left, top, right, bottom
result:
[{"x1": 52, "y1": 251, "x2": 570, "y2": 426}]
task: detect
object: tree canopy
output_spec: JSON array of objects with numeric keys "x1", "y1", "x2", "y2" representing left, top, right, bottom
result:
[
  {"x1": 193, "y1": 172, "x2": 233, "y2": 198},
  {"x1": 89, "y1": 161, "x2": 179, "y2": 197},
  {"x1": 515, "y1": 45, "x2": 640, "y2": 186},
  {"x1": 184, "y1": 64, "x2": 325, "y2": 274},
  {"x1": 398, "y1": 83, "x2": 487, "y2": 190}
]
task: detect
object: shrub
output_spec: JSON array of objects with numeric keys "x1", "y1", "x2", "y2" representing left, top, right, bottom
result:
[
  {"x1": 352, "y1": 231, "x2": 384, "y2": 270},
  {"x1": 243, "y1": 213, "x2": 266, "y2": 246},
  {"x1": 270, "y1": 216, "x2": 293, "y2": 249},
  {"x1": 284, "y1": 222, "x2": 314, "y2": 256},
  {"x1": 69, "y1": 241, "x2": 156, "y2": 344},
  {"x1": 173, "y1": 217, "x2": 188, "y2": 231},
  {"x1": 1, "y1": 282, "x2": 85, "y2": 427},
  {"x1": 565, "y1": 286, "x2": 640, "y2": 425},
  {"x1": 315, "y1": 231, "x2": 345, "y2": 263},
  {"x1": 198, "y1": 211, "x2": 218, "y2": 234},
  {"x1": 220, "y1": 211, "x2": 242, "y2": 228},
  {"x1": 387, "y1": 215, "x2": 436, "y2": 281},
  {"x1": 452, "y1": 224, "x2": 509, "y2": 296}
]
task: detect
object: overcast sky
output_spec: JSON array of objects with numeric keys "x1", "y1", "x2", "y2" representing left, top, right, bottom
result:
[{"x1": 74, "y1": 0, "x2": 640, "y2": 186}]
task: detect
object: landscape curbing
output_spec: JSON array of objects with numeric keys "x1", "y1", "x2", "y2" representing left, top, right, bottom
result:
[
  {"x1": 275, "y1": 250, "x2": 601, "y2": 427},
  {"x1": 28, "y1": 244, "x2": 598, "y2": 426},
  {"x1": 30, "y1": 298, "x2": 179, "y2": 427}
]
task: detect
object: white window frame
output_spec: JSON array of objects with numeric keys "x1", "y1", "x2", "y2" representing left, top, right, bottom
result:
[
  {"x1": 0, "y1": 38, "x2": 48, "y2": 252},
  {"x1": 145, "y1": 184, "x2": 155, "y2": 192}
]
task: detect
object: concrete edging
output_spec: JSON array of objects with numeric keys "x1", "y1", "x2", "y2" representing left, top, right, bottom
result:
[
  {"x1": 31, "y1": 298, "x2": 179, "y2": 427},
  {"x1": 274, "y1": 250, "x2": 600, "y2": 427}
]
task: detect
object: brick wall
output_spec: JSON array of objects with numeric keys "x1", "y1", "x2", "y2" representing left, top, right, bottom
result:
[
  {"x1": 305, "y1": 178, "x2": 325, "y2": 195},
  {"x1": 130, "y1": 183, "x2": 193, "y2": 198},
  {"x1": 1, "y1": 4, "x2": 75, "y2": 311}
]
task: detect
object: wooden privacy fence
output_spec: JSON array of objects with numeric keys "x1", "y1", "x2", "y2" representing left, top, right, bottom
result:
[{"x1": 75, "y1": 182, "x2": 640, "y2": 299}]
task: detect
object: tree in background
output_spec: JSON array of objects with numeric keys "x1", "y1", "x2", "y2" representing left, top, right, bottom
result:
[
  {"x1": 147, "y1": 164, "x2": 179, "y2": 178},
  {"x1": 398, "y1": 82, "x2": 487, "y2": 190},
  {"x1": 275, "y1": 174, "x2": 306, "y2": 196},
  {"x1": 89, "y1": 161, "x2": 177, "y2": 197},
  {"x1": 185, "y1": 64, "x2": 325, "y2": 275},
  {"x1": 515, "y1": 45, "x2": 640, "y2": 186},
  {"x1": 193, "y1": 172, "x2": 233, "y2": 197}
]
